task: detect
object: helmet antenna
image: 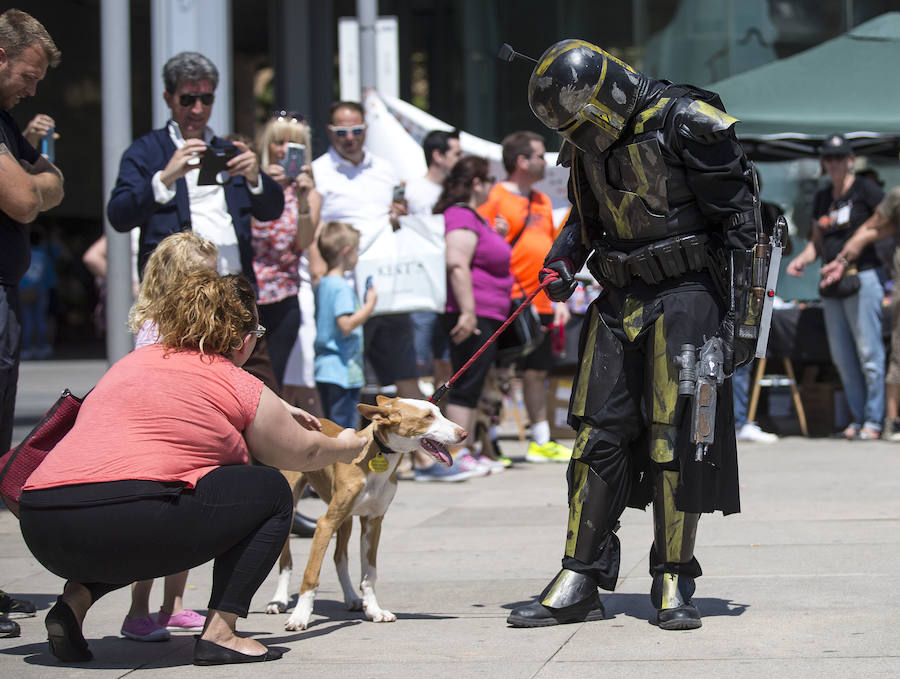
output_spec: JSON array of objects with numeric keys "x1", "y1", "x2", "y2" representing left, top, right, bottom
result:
[{"x1": 498, "y1": 43, "x2": 537, "y2": 64}]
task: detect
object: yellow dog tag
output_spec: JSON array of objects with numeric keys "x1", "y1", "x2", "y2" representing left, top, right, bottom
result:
[{"x1": 368, "y1": 452, "x2": 389, "y2": 473}]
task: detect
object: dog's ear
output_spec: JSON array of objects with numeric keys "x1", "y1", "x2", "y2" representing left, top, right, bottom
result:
[
  {"x1": 357, "y1": 403, "x2": 402, "y2": 423},
  {"x1": 375, "y1": 394, "x2": 393, "y2": 406}
]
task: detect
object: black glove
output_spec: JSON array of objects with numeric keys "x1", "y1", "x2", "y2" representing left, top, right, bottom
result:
[{"x1": 541, "y1": 258, "x2": 577, "y2": 302}]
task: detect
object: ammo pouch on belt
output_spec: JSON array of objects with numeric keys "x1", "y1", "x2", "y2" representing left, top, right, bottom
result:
[{"x1": 586, "y1": 233, "x2": 715, "y2": 289}]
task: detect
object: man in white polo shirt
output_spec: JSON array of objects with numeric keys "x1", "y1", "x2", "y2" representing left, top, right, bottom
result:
[{"x1": 312, "y1": 100, "x2": 420, "y2": 401}]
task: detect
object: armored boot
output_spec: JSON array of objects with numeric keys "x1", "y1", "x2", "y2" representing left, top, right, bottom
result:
[
  {"x1": 510, "y1": 442, "x2": 625, "y2": 627},
  {"x1": 507, "y1": 569, "x2": 605, "y2": 627},
  {"x1": 651, "y1": 469, "x2": 701, "y2": 630},
  {"x1": 651, "y1": 570, "x2": 700, "y2": 630}
]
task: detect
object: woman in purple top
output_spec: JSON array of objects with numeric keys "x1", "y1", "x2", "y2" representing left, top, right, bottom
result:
[{"x1": 433, "y1": 156, "x2": 513, "y2": 457}]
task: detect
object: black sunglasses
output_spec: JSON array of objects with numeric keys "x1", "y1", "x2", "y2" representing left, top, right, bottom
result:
[{"x1": 178, "y1": 93, "x2": 215, "y2": 107}]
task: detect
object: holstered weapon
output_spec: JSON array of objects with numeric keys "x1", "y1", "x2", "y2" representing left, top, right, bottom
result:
[
  {"x1": 675, "y1": 339, "x2": 726, "y2": 464},
  {"x1": 734, "y1": 167, "x2": 785, "y2": 362}
]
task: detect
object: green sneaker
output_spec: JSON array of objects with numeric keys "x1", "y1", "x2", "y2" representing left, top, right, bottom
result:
[{"x1": 526, "y1": 440, "x2": 572, "y2": 463}]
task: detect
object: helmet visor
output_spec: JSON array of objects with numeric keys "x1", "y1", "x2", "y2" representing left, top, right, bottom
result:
[{"x1": 559, "y1": 103, "x2": 622, "y2": 153}]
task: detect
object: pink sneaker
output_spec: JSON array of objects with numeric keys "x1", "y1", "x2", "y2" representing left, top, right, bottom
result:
[
  {"x1": 455, "y1": 452, "x2": 490, "y2": 477},
  {"x1": 155, "y1": 608, "x2": 206, "y2": 632},
  {"x1": 120, "y1": 615, "x2": 170, "y2": 642}
]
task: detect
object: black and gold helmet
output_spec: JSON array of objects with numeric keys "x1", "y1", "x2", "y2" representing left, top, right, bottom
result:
[{"x1": 528, "y1": 39, "x2": 647, "y2": 154}]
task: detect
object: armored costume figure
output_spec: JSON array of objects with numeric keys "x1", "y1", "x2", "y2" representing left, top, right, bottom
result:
[{"x1": 507, "y1": 40, "x2": 759, "y2": 630}]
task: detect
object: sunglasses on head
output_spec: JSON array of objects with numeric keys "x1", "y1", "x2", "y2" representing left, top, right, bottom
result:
[
  {"x1": 272, "y1": 110, "x2": 305, "y2": 123},
  {"x1": 329, "y1": 124, "x2": 366, "y2": 138},
  {"x1": 178, "y1": 92, "x2": 215, "y2": 107}
]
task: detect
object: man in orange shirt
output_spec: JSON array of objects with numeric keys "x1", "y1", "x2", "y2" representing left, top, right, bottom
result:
[{"x1": 479, "y1": 131, "x2": 571, "y2": 462}]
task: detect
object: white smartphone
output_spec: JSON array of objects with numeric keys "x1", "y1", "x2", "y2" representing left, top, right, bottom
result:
[{"x1": 281, "y1": 142, "x2": 307, "y2": 178}]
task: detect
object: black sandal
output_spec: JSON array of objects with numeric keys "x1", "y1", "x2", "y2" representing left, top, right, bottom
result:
[{"x1": 45, "y1": 597, "x2": 92, "y2": 662}]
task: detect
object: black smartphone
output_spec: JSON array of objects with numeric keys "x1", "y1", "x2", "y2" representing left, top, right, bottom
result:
[
  {"x1": 365, "y1": 275, "x2": 374, "y2": 291},
  {"x1": 197, "y1": 145, "x2": 238, "y2": 185}
]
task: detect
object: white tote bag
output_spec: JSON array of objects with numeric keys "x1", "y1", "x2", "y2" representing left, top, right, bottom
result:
[{"x1": 354, "y1": 214, "x2": 446, "y2": 317}]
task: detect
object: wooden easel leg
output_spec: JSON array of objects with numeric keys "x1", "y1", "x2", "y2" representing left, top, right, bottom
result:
[{"x1": 783, "y1": 358, "x2": 809, "y2": 437}]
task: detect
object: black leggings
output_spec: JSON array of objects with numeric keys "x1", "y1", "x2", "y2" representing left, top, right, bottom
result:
[
  {"x1": 258, "y1": 295, "x2": 301, "y2": 390},
  {"x1": 441, "y1": 313, "x2": 502, "y2": 408},
  {"x1": 19, "y1": 465, "x2": 293, "y2": 617}
]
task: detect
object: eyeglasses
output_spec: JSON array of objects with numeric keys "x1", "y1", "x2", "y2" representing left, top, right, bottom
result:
[
  {"x1": 178, "y1": 92, "x2": 215, "y2": 107},
  {"x1": 821, "y1": 155, "x2": 849, "y2": 162},
  {"x1": 272, "y1": 110, "x2": 305, "y2": 123},
  {"x1": 249, "y1": 324, "x2": 266, "y2": 338},
  {"x1": 329, "y1": 124, "x2": 366, "y2": 138},
  {"x1": 477, "y1": 175, "x2": 496, "y2": 184}
]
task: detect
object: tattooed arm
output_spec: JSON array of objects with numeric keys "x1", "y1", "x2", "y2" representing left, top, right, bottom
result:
[
  {"x1": 0, "y1": 143, "x2": 63, "y2": 223},
  {"x1": 20, "y1": 154, "x2": 64, "y2": 211}
]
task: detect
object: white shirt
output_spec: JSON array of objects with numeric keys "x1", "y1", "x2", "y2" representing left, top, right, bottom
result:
[
  {"x1": 311, "y1": 146, "x2": 399, "y2": 256},
  {"x1": 405, "y1": 175, "x2": 443, "y2": 216},
  {"x1": 151, "y1": 121, "x2": 262, "y2": 275}
]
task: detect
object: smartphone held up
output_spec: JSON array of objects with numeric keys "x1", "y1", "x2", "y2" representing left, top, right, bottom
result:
[
  {"x1": 197, "y1": 145, "x2": 238, "y2": 185},
  {"x1": 280, "y1": 142, "x2": 307, "y2": 179}
]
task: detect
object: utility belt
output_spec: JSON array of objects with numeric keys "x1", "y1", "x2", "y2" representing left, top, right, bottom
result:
[{"x1": 586, "y1": 233, "x2": 721, "y2": 289}]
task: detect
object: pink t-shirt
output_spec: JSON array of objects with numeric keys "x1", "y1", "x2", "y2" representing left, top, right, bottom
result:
[
  {"x1": 444, "y1": 205, "x2": 513, "y2": 322},
  {"x1": 25, "y1": 345, "x2": 263, "y2": 490}
]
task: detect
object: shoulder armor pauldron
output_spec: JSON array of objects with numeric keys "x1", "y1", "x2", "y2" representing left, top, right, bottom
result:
[
  {"x1": 632, "y1": 97, "x2": 676, "y2": 135},
  {"x1": 675, "y1": 99, "x2": 739, "y2": 144}
]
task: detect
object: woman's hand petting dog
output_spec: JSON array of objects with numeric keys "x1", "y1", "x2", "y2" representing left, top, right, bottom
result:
[
  {"x1": 337, "y1": 429, "x2": 369, "y2": 464},
  {"x1": 282, "y1": 400, "x2": 322, "y2": 431}
]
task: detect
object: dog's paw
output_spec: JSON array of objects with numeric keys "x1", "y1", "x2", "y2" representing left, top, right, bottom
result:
[
  {"x1": 266, "y1": 600, "x2": 286, "y2": 614},
  {"x1": 368, "y1": 608, "x2": 396, "y2": 623},
  {"x1": 345, "y1": 597, "x2": 364, "y2": 612},
  {"x1": 284, "y1": 614, "x2": 309, "y2": 631}
]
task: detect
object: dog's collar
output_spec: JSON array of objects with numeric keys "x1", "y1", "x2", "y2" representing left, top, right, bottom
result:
[{"x1": 373, "y1": 429, "x2": 401, "y2": 456}]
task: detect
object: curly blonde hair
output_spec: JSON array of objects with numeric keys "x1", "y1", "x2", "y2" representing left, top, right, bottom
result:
[
  {"x1": 128, "y1": 232, "x2": 218, "y2": 333},
  {"x1": 155, "y1": 271, "x2": 258, "y2": 356}
]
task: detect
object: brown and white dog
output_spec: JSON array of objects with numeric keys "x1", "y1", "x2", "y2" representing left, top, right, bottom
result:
[{"x1": 266, "y1": 395, "x2": 466, "y2": 631}]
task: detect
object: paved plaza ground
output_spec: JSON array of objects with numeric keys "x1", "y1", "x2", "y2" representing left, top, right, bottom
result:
[{"x1": 1, "y1": 359, "x2": 899, "y2": 677}]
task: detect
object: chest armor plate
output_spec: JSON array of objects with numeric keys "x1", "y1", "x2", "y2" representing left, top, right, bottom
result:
[
  {"x1": 585, "y1": 137, "x2": 668, "y2": 243},
  {"x1": 584, "y1": 130, "x2": 699, "y2": 246}
]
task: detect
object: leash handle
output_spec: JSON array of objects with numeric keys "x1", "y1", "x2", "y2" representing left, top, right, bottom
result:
[{"x1": 429, "y1": 269, "x2": 560, "y2": 404}]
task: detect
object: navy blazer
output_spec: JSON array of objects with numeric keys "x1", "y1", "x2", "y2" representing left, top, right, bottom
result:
[{"x1": 106, "y1": 127, "x2": 284, "y2": 283}]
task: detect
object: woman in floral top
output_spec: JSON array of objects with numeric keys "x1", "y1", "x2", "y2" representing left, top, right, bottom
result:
[{"x1": 252, "y1": 112, "x2": 321, "y2": 389}]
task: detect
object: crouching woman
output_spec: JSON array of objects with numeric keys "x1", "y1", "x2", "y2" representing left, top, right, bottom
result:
[{"x1": 18, "y1": 271, "x2": 366, "y2": 666}]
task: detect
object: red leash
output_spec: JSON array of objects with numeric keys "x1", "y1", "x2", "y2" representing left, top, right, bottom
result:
[{"x1": 429, "y1": 269, "x2": 559, "y2": 404}]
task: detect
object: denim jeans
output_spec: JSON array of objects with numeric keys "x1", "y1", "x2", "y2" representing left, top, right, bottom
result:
[
  {"x1": 821, "y1": 267, "x2": 885, "y2": 431},
  {"x1": 317, "y1": 382, "x2": 361, "y2": 430},
  {"x1": 732, "y1": 361, "x2": 752, "y2": 430}
]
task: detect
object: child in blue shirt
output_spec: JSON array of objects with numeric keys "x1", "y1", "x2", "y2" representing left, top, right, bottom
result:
[{"x1": 314, "y1": 222, "x2": 377, "y2": 429}]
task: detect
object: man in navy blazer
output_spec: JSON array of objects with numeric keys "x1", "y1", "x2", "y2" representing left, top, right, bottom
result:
[{"x1": 107, "y1": 51, "x2": 283, "y2": 283}]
